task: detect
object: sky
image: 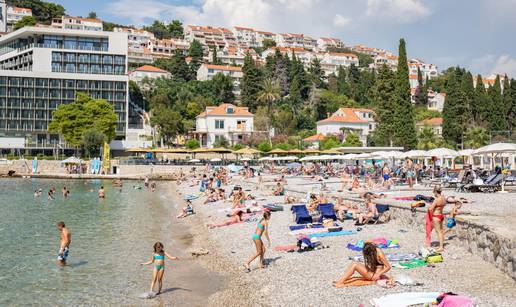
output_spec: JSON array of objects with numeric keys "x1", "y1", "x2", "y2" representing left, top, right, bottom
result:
[{"x1": 48, "y1": 0, "x2": 516, "y2": 77}]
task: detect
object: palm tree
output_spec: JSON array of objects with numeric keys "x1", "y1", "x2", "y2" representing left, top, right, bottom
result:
[
  {"x1": 464, "y1": 127, "x2": 489, "y2": 149},
  {"x1": 257, "y1": 78, "x2": 281, "y2": 113},
  {"x1": 417, "y1": 126, "x2": 438, "y2": 150}
]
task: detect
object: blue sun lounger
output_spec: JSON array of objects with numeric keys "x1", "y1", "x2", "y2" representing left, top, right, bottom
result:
[
  {"x1": 291, "y1": 204, "x2": 313, "y2": 224},
  {"x1": 317, "y1": 203, "x2": 337, "y2": 222}
]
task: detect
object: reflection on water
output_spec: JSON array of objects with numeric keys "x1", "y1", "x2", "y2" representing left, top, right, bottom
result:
[{"x1": 0, "y1": 178, "x2": 174, "y2": 305}]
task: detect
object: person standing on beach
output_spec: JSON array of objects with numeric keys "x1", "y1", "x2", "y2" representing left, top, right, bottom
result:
[
  {"x1": 57, "y1": 221, "x2": 71, "y2": 265},
  {"x1": 140, "y1": 242, "x2": 180, "y2": 295},
  {"x1": 426, "y1": 187, "x2": 446, "y2": 252},
  {"x1": 406, "y1": 158, "x2": 415, "y2": 189},
  {"x1": 244, "y1": 211, "x2": 271, "y2": 272}
]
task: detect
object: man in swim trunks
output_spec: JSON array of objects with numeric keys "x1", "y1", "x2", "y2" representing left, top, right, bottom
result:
[
  {"x1": 57, "y1": 221, "x2": 71, "y2": 265},
  {"x1": 406, "y1": 158, "x2": 414, "y2": 189}
]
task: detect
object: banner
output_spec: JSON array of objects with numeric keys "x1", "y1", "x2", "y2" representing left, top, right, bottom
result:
[{"x1": 102, "y1": 142, "x2": 110, "y2": 174}]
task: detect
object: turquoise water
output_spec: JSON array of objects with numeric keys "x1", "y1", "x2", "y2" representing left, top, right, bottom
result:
[{"x1": 0, "y1": 178, "x2": 175, "y2": 306}]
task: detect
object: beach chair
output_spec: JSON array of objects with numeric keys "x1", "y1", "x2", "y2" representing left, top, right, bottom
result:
[
  {"x1": 443, "y1": 171, "x2": 464, "y2": 188},
  {"x1": 371, "y1": 204, "x2": 390, "y2": 224},
  {"x1": 317, "y1": 203, "x2": 337, "y2": 222},
  {"x1": 462, "y1": 174, "x2": 504, "y2": 193},
  {"x1": 291, "y1": 204, "x2": 313, "y2": 224}
]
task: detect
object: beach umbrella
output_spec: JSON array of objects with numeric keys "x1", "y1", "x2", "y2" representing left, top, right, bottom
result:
[
  {"x1": 62, "y1": 156, "x2": 83, "y2": 164},
  {"x1": 473, "y1": 142, "x2": 516, "y2": 155},
  {"x1": 458, "y1": 149, "x2": 475, "y2": 156},
  {"x1": 189, "y1": 159, "x2": 201, "y2": 163},
  {"x1": 233, "y1": 147, "x2": 262, "y2": 155},
  {"x1": 210, "y1": 158, "x2": 222, "y2": 162},
  {"x1": 282, "y1": 155, "x2": 299, "y2": 161},
  {"x1": 341, "y1": 153, "x2": 358, "y2": 160},
  {"x1": 208, "y1": 147, "x2": 233, "y2": 153},
  {"x1": 240, "y1": 157, "x2": 252, "y2": 161},
  {"x1": 402, "y1": 150, "x2": 428, "y2": 158},
  {"x1": 287, "y1": 148, "x2": 304, "y2": 154},
  {"x1": 320, "y1": 149, "x2": 341, "y2": 155},
  {"x1": 354, "y1": 153, "x2": 371, "y2": 159},
  {"x1": 303, "y1": 148, "x2": 321, "y2": 154},
  {"x1": 300, "y1": 155, "x2": 315, "y2": 161},
  {"x1": 426, "y1": 148, "x2": 459, "y2": 158},
  {"x1": 268, "y1": 148, "x2": 288, "y2": 155},
  {"x1": 162, "y1": 148, "x2": 189, "y2": 153}
]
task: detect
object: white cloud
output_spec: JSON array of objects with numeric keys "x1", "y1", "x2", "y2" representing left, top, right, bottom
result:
[
  {"x1": 366, "y1": 0, "x2": 431, "y2": 23},
  {"x1": 105, "y1": 0, "x2": 358, "y2": 36},
  {"x1": 470, "y1": 54, "x2": 516, "y2": 77},
  {"x1": 333, "y1": 14, "x2": 351, "y2": 28}
]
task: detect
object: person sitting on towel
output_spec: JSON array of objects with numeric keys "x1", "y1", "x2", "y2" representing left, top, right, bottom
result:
[
  {"x1": 272, "y1": 182, "x2": 285, "y2": 196},
  {"x1": 333, "y1": 242, "x2": 392, "y2": 286},
  {"x1": 355, "y1": 193, "x2": 379, "y2": 225}
]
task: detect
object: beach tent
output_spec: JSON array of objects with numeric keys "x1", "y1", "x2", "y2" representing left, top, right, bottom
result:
[{"x1": 473, "y1": 142, "x2": 516, "y2": 155}]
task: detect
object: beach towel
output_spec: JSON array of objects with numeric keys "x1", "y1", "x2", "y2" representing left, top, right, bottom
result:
[
  {"x1": 425, "y1": 210, "x2": 433, "y2": 246},
  {"x1": 371, "y1": 292, "x2": 440, "y2": 307},
  {"x1": 347, "y1": 239, "x2": 400, "y2": 251},
  {"x1": 394, "y1": 196, "x2": 415, "y2": 201},
  {"x1": 334, "y1": 275, "x2": 392, "y2": 288},
  {"x1": 184, "y1": 195, "x2": 199, "y2": 200},
  {"x1": 437, "y1": 294, "x2": 474, "y2": 307},
  {"x1": 288, "y1": 224, "x2": 324, "y2": 231},
  {"x1": 392, "y1": 259, "x2": 428, "y2": 269},
  {"x1": 308, "y1": 230, "x2": 354, "y2": 238},
  {"x1": 351, "y1": 253, "x2": 418, "y2": 263},
  {"x1": 289, "y1": 228, "x2": 328, "y2": 236}
]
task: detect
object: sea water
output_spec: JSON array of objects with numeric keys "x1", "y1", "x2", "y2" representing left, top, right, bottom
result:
[{"x1": 0, "y1": 178, "x2": 174, "y2": 305}]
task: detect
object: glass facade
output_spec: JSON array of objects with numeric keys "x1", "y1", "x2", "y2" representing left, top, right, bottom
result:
[
  {"x1": 51, "y1": 51, "x2": 126, "y2": 75},
  {"x1": 0, "y1": 76, "x2": 127, "y2": 143},
  {"x1": 0, "y1": 35, "x2": 110, "y2": 56}
]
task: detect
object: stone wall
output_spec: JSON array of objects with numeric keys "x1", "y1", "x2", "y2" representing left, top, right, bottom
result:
[{"x1": 0, "y1": 160, "x2": 68, "y2": 175}]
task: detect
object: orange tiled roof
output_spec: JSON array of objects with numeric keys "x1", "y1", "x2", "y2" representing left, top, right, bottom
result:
[
  {"x1": 317, "y1": 108, "x2": 374, "y2": 124},
  {"x1": 197, "y1": 103, "x2": 253, "y2": 117},
  {"x1": 328, "y1": 52, "x2": 357, "y2": 58},
  {"x1": 304, "y1": 133, "x2": 326, "y2": 142},
  {"x1": 203, "y1": 64, "x2": 242, "y2": 72},
  {"x1": 133, "y1": 65, "x2": 168, "y2": 73},
  {"x1": 11, "y1": 7, "x2": 32, "y2": 13},
  {"x1": 418, "y1": 117, "x2": 443, "y2": 126},
  {"x1": 235, "y1": 26, "x2": 254, "y2": 31}
]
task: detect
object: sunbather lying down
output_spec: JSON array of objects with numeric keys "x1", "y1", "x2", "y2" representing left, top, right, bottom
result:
[
  {"x1": 207, "y1": 210, "x2": 244, "y2": 229},
  {"x1": 333, "y1": 242, "x2": 392, "y2": 288}
]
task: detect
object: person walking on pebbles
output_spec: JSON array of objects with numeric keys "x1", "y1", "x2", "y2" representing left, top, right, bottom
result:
[
  {"x1": 244, "y1": 211, "x2": 271, "y2": 272},
  {"x1": 140, "y1": 242, "x2": 180, "y2": 295}
]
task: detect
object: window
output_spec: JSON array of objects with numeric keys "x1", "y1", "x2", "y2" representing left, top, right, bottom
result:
[
  {"x1": 226, "y1": 107, "x2": 234, "y2": 114},
  {"x1": 215, "y1": 120, "x2": 224, "y2": 129}
]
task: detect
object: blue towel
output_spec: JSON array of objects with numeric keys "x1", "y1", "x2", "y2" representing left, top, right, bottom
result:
[
  {"x1": 308, "y1": 230, "x2": 354, "y2": 238},
  {"x1": 289, "y1": 224, "x2": 324, "y2": 231},
  {"x1": 347, "y1": 243, "x2": 400, "y2": 251}
]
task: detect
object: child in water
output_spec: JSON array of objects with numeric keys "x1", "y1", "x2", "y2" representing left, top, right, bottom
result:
[{"x1": 140, "y1": 242, "x2": 180, "y2": 295}]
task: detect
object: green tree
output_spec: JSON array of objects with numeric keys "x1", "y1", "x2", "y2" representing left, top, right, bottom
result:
[
  {"x1": 414, "y1": 106, "x2": 441, "y2": 121},
  {"x1": 473, "y1": 75, "x2": 490, "y2": 125},
  {"x1": 308, "y1": 58, "x2": 325, "y2": 89},
  {"x1": 144, "y1": 20, "x2": 171, "y2": 39},
  {"x1": 316, "y1": 90, "x2": 356, "y2": 121},
  {"x1": 213, "y1": 137, "x2": 229, "y2": 148},
  {"x1": 342, "y1": 133, "x2": 362, "y2": 147},
  {"x1": 185, "y1": 139, "x2": 200, "y2": 149},
  {"x1": 508, "y1": 79, "x2": 516, "y2": 131},
  {"x1": 87, "y1": 11, "x2": 97, "y2": 19},
  {"x1": 168, "y1": 20, "x2": 184, "y2": 38},
  {"x1": 82, "y1": 129, "x2": 105, "y2": 157},
  {"x1": 210, "y1": 46, "x2": 223, "y2": 65},
  {"x1": 464, "y1": 127, "x2": 489, "y2": 149},
  {"x1": 240, "y1": 53, "x2": 263, "y2": 112},
  {"x1": 371, "y1": 64, "x2": 396, "y2": 146},
  {"x1": 393, "y1": 38, "x2": 417, "y2": 149},
  {"x1": 320, "y1": 135, "x2": 341, "y2": 150},
  {"x1": 49, "y1": 93, "x2": 117, "y2": 147},
  {"x1": 8, "y1": 0, "x2": 65, "y2": 24},
  {"x1": 336, "y1": 66, "x2": 351, "y2": 97},
  {"x1": 273, "y1": 107, "x2": 297, "y2": 136},
  {"x1": 150, "y1": 108, "x2": 184, "y2": 145},
  {"x1": 257, "y1": 78, "x2": 281, "y2": 112},
  {"x1": 169, "y1": 50, "x2": 191, "y2": 81},
  {"x1": 487, "y1": 75, "x2": 508, "y2": 135},
  {"x1": 502, "y1": 76, "x2": 513, "y2": 130},
  {"x1": 257, "y1": 142, "x2": 272, "y2": 152},
  {"x1": 13, "y1": 16, "x2": 36, "y2": 30},
  {"x1": 211, "y1": 73, "x2": 235, "y2": 103},
  {"x1": 188, "y1": 40, "x2": 204, "y2": 79},
  {"x1": 417, "y1": 126, "x2": 439, "y2": 150},
  {"x1": 272, "y1": 49, "x2": 291, "y2": 96},
  {"x1": 414, "y1": 67, "x2": 428, "y2": 105},
  {"x1": 442, "y1": 68, "x2": 470, "y2": 145},
  {"x1": 262, "y1": 39, "x2": 276, "y2": 49}
]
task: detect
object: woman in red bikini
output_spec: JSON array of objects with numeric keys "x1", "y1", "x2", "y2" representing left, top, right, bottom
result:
[{"x1": 426, "y1": 186, "x2": 446, "y2": 252}]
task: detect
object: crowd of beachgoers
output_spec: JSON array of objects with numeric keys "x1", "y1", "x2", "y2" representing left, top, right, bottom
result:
[{"x1": 168, "y1": 160, "x2": 516, "y2": 306}]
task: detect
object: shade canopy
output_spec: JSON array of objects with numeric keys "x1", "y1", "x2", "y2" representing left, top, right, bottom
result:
[
  {"x1": 188, "y1": 159, "x2": 201, "y2": 163},
  {"x1": 268, "y1": 148, "x2": 288, "y2": 155},
  {"x1": 210, "y1": 158, "x2": 222, "y2": 162},
  {"x1": 271, "y1": 155, "x2": 299, "y2": 161},
  {"x1": 320, "y1": 149, "x2": 341, "y2": 155},
  {"x1": 126, "y1": 147, "x2": 148, "y2": 153},
  {"x1": 259, "y1": 157, "x2": 272, "y2": 161},
  {"x1": 458, "y1": 149, "x2": 475, "y2": 156},
  {"x1": 62, "y1": 156, "x2": 84, "y2": 164},
  {"x1": 233, "y1": 147, "x2": 262, "y2": 155},
  {"x1": 402, "y1": 150, "x2": 428, "y2": 158},
  {"x1": 287, "y1": 148, "x2": 304, "y2": 154},
  {"x1": 240, "y1": 157, "x2": 252, "y2": 161},
  {"x1": 303, "y1": 149, "x2": 321, "y2": 154},
  {"x1": 426, "y1": 148, "x2": 459, "y2": 158},
  {"x1": 473, "y1": 143, "x2": 516, "y2": 155}
]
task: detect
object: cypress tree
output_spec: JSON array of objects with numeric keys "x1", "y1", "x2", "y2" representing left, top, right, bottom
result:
[
  {"x1": 415, "y1": 66, "x2": 428, "y2": 105},
  {"x1": 240, "y1": 53, "x2": 263, "y2": 112},
  {"x1": 508, "y1": 79, "x2": 516, "y2": 131},
  {"x1": 502, "y1": 76, "x2": 513, "y2": 130},
  {"x1": 336, "y1": 66, "x2": 351, "y2": 97},
  {"x1": 393, "y1": 38, "x2": 417, "y2": 149},
  {"x1": 488, "y1": 76, "x2": 508, "y2": 135},
  {"x1": 371, "y1": 65, "x2": 396, "y2": 146},
  {"x1": 473, "y1": 75, "x2": 490, "y2": 125},
  {"x1": 460, "y1": 71, "x2": 474, "y2": 125},
  {"x1": 264, "y1": 55, "x2": 276, "y2": 79},
  {"x1": 169, "y1": 50, "x2": 190, "y2": 81},
  {"x1": 442, "y1": 68, "x2": 469, "y2": 145},
  {"x1": 188, "y1": 39, "x2": 204, "y2": 79},
  {"x1": 308, "y1": 57, "x2": 325, "y2": 89},
  {"x1": 273, "y1": 49, "x2": 290, "y2": 96},
  {"x1": 348, "y1": 64, "x2": 360, "y2": 102}
]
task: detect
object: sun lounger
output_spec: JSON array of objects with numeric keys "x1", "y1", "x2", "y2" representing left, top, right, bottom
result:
[
  {"x1": 317, "y1": 203, "x2": 337, "y2": 222},
  {"x1": 371, "y1": 204, "x2": 390, "y2": 224},
  {"x1": 461, "y1": 174, "x2": 504, "y2": 193},
  {"x1": 291, "y1": 204, "x2": 313, "y2": 224}
]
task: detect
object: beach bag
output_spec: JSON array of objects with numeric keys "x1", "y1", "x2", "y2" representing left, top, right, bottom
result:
[{"x1": 426, "y1": 253, "x2": 443, "y2": 263}]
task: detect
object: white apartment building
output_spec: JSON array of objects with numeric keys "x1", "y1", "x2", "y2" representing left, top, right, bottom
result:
[
  {"x1": 408, "y1": 59, "x2": 438, "y2": 84},
  {"x1": 129, "y1": 65, "x2": 171, "y2": 84},
  {"x1": 233, "y1": 26, "x2": 257, "y2": 48},
  {"x1": 427, "y1": 91, "x2": 446, "y2": 112},
  {"x1": 197, "y1": 64, "x2": 243, "y2": 95},
  {"x1": 372, "y1": 54, "x2": 398, "y2": 70},
  {"x1": 207, "y1": 47, "x2": 258, "y2": 66},
  {"x1": 416, "y1": 117, "x2": 443, "y2": 136},
  {"x1": 255, "y1": 30, "x2": 276, "y2": 46},
  {"x1": 275, "y1": 33, "x2": 317, "y2": 50},
  {"x1": 149, "y1": 38, "x2": 189, "y2": 59},
  {"x1": 6, "y1": 6, "x2": 32, "y2": 32},
  {"x1": 113, "y1": 27, "x2": 156, "y2": 64},
  {"x1": 193, "y1": 103, "x2": 254, "y2": 148},
  {"x1": 0, "y1": 26, "x2": 129, "y2": 151},
  {"x1": 316, "y1": 37, "x2": 345, "y2": 51},
  {"x1": 319, "y1": 52, "x2": 359, "y2": 75},
  {"x1": 185, "y1": 25, "x2": 237, "y2": 50},
  {"x1": 51, "y1": 16, "x2": 103, "y2": 32},
  {"x1": 315, "y1": 108, "x2": 376, "y2": 146}
]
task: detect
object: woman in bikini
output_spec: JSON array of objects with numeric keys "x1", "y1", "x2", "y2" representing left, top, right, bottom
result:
[
  {"x1": 333, "y1": 242, "x2": 392, "y2": 287},
  {"x1": 140, "y1": 242, "x2": 180, "y2": 295},
  {"x1": 426, "y1": 187, "x2": 446, "y2": 252},
  {"x1": 244, "y1": 211, "x2": 271, "y2": 272},
  {"x1": 207, "y1": 210, "x2": 244, "y2": 228}
]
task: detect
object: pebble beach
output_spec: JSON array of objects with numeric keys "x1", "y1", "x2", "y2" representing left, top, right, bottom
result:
[{"x1": 175, "y1": 171, "x2": 516, "y2": 307}]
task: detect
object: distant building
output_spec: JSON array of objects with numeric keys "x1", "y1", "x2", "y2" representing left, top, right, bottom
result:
[
  {"x1": 416, "y1": 117, "x2": 443, "y2": 136},
  {"x1": 275, "y1": 33, "x2": 317, "y2": 50},
  {"x1": 113, "y1": 27, "x2": 155, "y2": 63},
  {"x1": 197, "y1": 64, "x2": 243, "y2": 95},
  {"x1": 193, "y1": 103, "x2": 254, "y2": 148},
  {"x1": 427, "y1": 90, "x2": 446, "y2": 112},
  {"x1": 207, "y1": 46, "x2": 258, "y2": 66},
  {"x1": 315, "y1": 108, "x2": 376, "y2": 146},
  {"x1": 6, "y1": 6, "x2": 32, "y2": 32},
  {"x1": 319, "y1": 52, "x2": 359, "y2": 75},
  {"x1": 233, "y1": 26, "x2": 258, "y2": 48},
  {"x1": 129, "y1": 65, "x2": 171, "y2": 84},
  {"x1": 51, "y1": 16, "x2": 103, "y2": 32},
  {"x1": 303, "y1": 133, "x2": 326, "y2": 148},
  {"x1": 316, "y1": 37, "x2": 345, "y2": 51},
  {"x1": 185, "y1": 25, "x2": 237, "y2": 49}
]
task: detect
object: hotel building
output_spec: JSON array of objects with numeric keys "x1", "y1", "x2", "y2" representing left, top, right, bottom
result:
[{"x1": 0, "y1": 26, "x2": 128, "y2": 151}]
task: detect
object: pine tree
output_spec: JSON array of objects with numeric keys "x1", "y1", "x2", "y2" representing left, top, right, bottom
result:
[
  {"x1": 508, "y1": 79, "x2": 516, "y2": 131},
  {"x1": 371, "y1": 65, "x2": 396, "y2": 146},
  {"x1": 442, "y1": 68, "x2": 472, "y2": 145},
  {"x1": 240, "y1": 53, "x2": 263, "y2": 112},
  {"x1": 488, "y1": 75, "x2": 508, "y2": 135},
  {"x1": 473, "y1": 75, "x2": 490, "y2": 125},
  {"x1": 308, "y1": 58, "x2": 325, "y2": 89},
  {"x1": 188, "y1": 39, "x2": 204, "y2": 80},
  {"x1": 502, "y1": 76, "x2": 513, "y2": 130},
  {"x1": 348, "y1": 64, "x2": 360, "y2": 101},
  {"x1": 393, "y1": 38, "x2": 417, "y2": 149},
  {"x1": 460, "y1": 71, "x2": 474, "y2": 126},
  {"x1": 336, "y1": 66, "x2": 351, "y2": 97},
  {"x1": 273, "y1": 49, "x2": 290, "y2": 96},
  {"x1": 169, "y1": 50, "x2": 190, "y2": 81}
]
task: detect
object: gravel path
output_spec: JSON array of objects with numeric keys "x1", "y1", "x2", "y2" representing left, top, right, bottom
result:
[{"x1": 178, "y1": 173, "x2": 516, "y2": 306}]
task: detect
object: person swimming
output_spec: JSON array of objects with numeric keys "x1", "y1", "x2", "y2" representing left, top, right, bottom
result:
[
  {"x1": 98, "y1": 186, "x2": 105, "y2": 199},
  {"x1": 140, "y1": 242, "x2": 180, "y2": 295}
]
